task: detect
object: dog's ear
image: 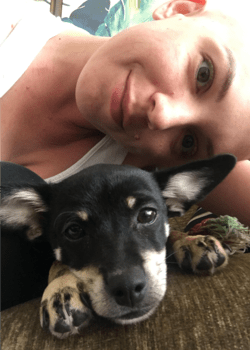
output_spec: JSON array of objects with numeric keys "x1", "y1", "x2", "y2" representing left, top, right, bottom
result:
[
  {"x1": 0, "y1": 185, "x2": 50, "y2": 240},
  {"x1": 153, "y1": 154, "x2": 236, "y2": 217}
]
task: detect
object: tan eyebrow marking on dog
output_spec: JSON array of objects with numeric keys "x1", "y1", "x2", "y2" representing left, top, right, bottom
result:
[
  {"x1": 126, "y1": 196, "x2": 136, "y2": 209},
  {"x1": 77, "y1": 211, "x2": 88, "y2": 221}
]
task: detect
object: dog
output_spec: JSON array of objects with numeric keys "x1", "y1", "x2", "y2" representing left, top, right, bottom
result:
[{"x1": 0, "y1": 154, "x2": 236, "y2": 338}]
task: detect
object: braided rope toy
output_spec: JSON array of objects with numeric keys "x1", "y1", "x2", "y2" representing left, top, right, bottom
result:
[{"x1": 170, "y1": 216, "x2": 250, "y2": 255}]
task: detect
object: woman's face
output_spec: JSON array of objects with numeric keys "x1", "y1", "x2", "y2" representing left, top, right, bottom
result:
[{"x1": 75, "y1": 2, "x2": 250, "y2": 168}]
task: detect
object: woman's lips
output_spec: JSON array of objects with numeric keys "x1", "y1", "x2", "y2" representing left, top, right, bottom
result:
[{"x1": 110, "y1": 71, "x2": 131, "y2": 128}]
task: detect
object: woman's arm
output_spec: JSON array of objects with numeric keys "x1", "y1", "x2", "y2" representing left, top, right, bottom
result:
[{"x1": 199, "y1": 160, "x2": 250, "y2": 227}]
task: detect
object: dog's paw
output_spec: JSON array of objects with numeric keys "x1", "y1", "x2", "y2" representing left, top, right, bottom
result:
[
  {"x1": 173, "y1": 235, "x2": 230, "y2": 275},
  {"x1": 40, "y1": 275, "x2": 93, "y2": 339}
]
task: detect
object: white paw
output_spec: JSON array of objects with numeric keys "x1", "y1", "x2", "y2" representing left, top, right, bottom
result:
[{"x1": 40, "y1": 275, "x2": 93, "y2": 338}]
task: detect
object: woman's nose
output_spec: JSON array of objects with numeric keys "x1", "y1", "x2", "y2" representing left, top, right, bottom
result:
[{"x1": 147, "y1": 92, "x2": 192, "y2": 131}]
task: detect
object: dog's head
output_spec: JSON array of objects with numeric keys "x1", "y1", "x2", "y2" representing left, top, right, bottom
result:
[{"x1": 0, "y1": 154, "x2": 236, "y2": 324}]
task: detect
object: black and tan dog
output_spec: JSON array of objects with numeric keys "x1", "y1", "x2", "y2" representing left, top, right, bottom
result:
[{"x1": 0, "y1": 155, "x2": 236, "y2": 338}]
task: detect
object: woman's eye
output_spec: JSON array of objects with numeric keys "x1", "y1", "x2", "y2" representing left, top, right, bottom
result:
[
  {"x1": 196, "y1": 58, "x2": 214, "y2": 93},
  {"x1": 181, "y1": 134, "x2": 197, "y2": 157}
]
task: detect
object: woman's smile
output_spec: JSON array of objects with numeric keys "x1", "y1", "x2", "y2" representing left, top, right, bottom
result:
[
  {"x1": 121, "y1": 70, "x2": 134, "y2": 129},
  {"x1": 110, "y1": 71, "x2": 131, "y2": 129}
]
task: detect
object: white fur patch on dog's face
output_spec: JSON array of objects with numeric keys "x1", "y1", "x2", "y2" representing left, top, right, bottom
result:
[
  {"x1": 164, "y1": 222, "x2": 170, "y2": 238},
  {"x1": 54, "y1": 248, "x2": 62, "y2": 261},
  {"x1": 141, "y1": 249, "x2": 167, "y2": 300},
  {"x1": 70, "y1": 248, "x2": 167, "y2": 324}
]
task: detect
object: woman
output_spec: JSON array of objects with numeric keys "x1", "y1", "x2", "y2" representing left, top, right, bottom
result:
[
  {"x1": 2, "y1": 0, "x2": 250, "y2": 225},
  {"x1": 2, "y1": 0, "x2": 250, "y2": 220},
  {"x1": 1, "y1": 0, "x2": 250, "y2": 309}
]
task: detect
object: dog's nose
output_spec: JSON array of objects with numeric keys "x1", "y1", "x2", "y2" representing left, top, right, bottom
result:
[{"x1": 108, "y1": 267, "x2": 147, "y2": 308}]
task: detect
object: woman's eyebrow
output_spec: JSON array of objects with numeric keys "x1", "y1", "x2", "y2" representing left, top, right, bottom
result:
[{"x1": 216, "y1": 47, "x2": 236, "y2": 103}]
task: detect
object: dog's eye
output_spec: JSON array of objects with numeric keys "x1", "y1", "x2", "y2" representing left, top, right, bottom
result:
[
  {"x1": 137, "y1": 208, "x2": 157, "y2": 224},
  {"x1": 64, "y1": 224, "x2": 85, "y2": 240}
]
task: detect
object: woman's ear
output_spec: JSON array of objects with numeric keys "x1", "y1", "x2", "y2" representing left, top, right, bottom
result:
[{"x1": 152, "y1": 0, "x2": 205, "y2": 20}]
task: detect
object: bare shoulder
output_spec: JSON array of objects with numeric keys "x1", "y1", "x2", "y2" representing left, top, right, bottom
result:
[
  {"x1": 1, "y1": 27, "x2": 106, "y2": 176},
  {"x1": 2, "y1": 27, "x2": 104, "y2": 128}
]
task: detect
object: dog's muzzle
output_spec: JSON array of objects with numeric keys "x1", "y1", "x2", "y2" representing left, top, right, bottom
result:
[{"x1": 71, "y1": 248, "x2": 167, "y2": 324}]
